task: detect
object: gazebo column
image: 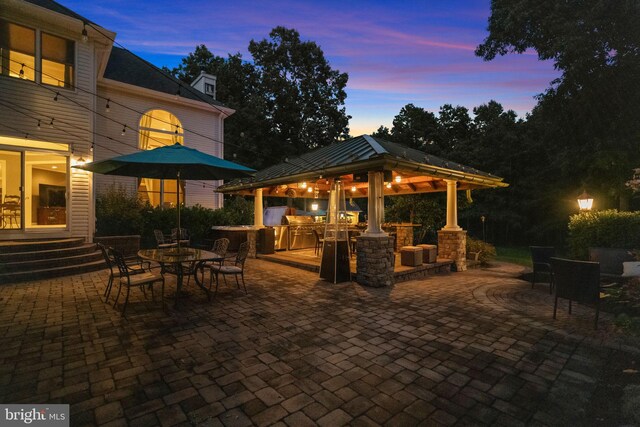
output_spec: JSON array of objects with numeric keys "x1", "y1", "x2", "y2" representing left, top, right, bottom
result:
[
  {"x1": 356, "y1": 171, "x2": 394, "y2": 287},
  {"x1": 246, "y1": 188, "x2": 264, "y2": 259},
  {"x1": 438, "y1": 179, "x2": 467, "y2": 271},
  {"x1": 253, "y1": 188, "x2": 264, "y2": 228},
  {"x1": 365, "y1": 171, "x2": 386, "y2": 236}
]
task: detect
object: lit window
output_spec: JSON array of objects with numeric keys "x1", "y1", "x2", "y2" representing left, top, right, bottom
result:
[
  {"x1": 0, "y1": 20, "x2": 36, "y2": 81},
  {"x1": 41, "y1": 32, "x2": 74, "y2": 88},
  {"x1": 138, "y1": 110, "x2": 184, "y2": 207}
]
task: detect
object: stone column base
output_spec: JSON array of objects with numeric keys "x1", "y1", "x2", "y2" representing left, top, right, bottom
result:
[
  {"x1": 356, "y1": 235, "x2": 395, "y2": 287},
  {"x1": 437, "y1": 229, "x2": 467, "y2": 272},
  {"x1": 246, "y1": 229, "x2": 257, "y2": 259}
]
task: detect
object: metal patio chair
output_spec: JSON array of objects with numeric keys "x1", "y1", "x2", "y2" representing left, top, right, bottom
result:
[
  {"x1": 209, "y1": 241, "x2": 249, "y2": 297},
  {"x1": 111, "y1": 247, "x2": 165, "y2": 316}
]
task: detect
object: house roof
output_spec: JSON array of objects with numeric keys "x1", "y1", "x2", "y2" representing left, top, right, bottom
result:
[
  {"x1": 217, "y1": 135, "x2": 507, "y2": 197},
  {"x1": 103, "y1": 47, "x2": 228, "y2": 108},
  {"x1": 22, "y1": 1, "x2": 228, "y2": 110},
  {"x1": 23, "y1": 0, "x2": 97, "y2": 25}
]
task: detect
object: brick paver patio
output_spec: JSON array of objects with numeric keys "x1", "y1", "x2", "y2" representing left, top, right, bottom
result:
[{"x1": 1, "y1": 260, "x2": 638, "y2": 426}]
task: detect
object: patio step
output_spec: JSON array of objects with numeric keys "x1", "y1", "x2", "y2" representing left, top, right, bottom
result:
[
  {"x1": 0, "y1": 238, "x2": 85, "y2": 254},
  {"x1": 0, "y1": 238, "x2": 106, "y2": 284}
]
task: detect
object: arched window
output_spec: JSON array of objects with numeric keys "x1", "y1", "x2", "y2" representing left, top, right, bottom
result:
[{"x1": 137, "y1": 109, "x2": 184, "y2": 207}]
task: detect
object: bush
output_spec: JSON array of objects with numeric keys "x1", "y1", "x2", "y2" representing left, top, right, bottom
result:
[
  {"x1": 466, "y1": 237, "x2": 497, "y2": 264},
  {"x1": 96, "y1": 188, "x2": 255, "y2": 246},
  {"x1": 95, "y1": 186, "x2": 145, "y2": 236},
  {"x1": 568, "y1": 210, "x2": 640, "y2": 259}
]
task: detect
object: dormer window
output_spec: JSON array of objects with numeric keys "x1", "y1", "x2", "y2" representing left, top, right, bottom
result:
[{"x1": 190, "y1": 71, "x2": 217, "y2": 99}]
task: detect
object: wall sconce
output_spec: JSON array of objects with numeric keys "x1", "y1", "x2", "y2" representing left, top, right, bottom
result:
[
  {"x1": 577, "y1": 190, "x2": 594, "y2": 211},
  {"x1": 395, "y1": 175, "x2": 402, "y2": 183}
]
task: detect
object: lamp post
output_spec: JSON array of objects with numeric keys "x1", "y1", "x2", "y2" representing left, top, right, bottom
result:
[{"x1": 577, "y1": 190, "x2": 594, "y2": 211}]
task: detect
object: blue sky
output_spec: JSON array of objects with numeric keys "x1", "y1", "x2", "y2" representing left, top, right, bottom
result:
[{"x1": 60, "y1": 0, "x2": 558, "y2": 135}]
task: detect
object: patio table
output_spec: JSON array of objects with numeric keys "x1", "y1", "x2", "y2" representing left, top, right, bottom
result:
[{"x1": 138, "y1": 248, "x2": 224, "y2": 307}]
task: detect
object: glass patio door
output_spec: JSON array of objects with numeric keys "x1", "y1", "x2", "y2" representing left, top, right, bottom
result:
[
  {"x1": 25, "y1": 151, "x2": 68, "y2": 228},
  {"x1": 0, "y1": 150, "x2": 22, "y2": 229}
]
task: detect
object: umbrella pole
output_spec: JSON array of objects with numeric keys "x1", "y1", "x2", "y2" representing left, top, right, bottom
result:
[{"x1": 177, "y1": 170, "x2": 181, "y2": 253}]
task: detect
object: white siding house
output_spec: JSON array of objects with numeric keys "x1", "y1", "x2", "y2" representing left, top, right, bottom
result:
[{"x1": 0, "y1": 0, "x2": 233, "y2": 241}]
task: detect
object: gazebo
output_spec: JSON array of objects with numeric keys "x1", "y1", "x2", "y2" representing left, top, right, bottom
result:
[{"x1": 217, "y1": 135, "x2": 508, "y2": 286}]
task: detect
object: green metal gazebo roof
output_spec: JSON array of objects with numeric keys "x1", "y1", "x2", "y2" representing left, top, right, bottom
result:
[{"x1": 217, "y1": 135, "x2": 507, "y2": 197}]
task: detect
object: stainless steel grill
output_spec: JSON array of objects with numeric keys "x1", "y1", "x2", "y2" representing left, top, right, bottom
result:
[{"x1": 284, "y1": 216, "x2": 321, "y2": 250}]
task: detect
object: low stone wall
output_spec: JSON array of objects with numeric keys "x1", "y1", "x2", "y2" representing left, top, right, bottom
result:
[
  {"x1": 356, "y1": 235, "x2": 395, "y2": 287},
  {"x1": 437, "y1": 230, "x2": 467, "y2": 271}
]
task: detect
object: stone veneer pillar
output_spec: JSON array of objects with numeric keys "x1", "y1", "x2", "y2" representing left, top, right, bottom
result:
[
  {"x1": 356, "y1": 235, "x2": 395, "y2": 287},
  {"x1": 246, "y1": 229, "x2": 258, "y2": 259},
  {"x1": 437, "y1": 229, "x2": 467, "y2": 271}
]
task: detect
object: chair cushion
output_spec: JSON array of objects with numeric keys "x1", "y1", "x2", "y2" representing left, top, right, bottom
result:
[
  {"x1": 211, "y1": 265, "x2": 242, "y2": 274},
  {"x1": 124, "y1": 272, "x2": 163, "y2": 286}
]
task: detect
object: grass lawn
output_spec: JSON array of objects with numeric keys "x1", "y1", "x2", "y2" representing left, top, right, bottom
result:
[{"x1": 495, "y1": 246, "x2": 532, "y2": 267}]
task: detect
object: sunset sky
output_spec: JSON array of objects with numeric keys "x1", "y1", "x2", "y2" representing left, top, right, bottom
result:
[{"x1": 60, "y1": 0, "x2": 558, "y2": 136}]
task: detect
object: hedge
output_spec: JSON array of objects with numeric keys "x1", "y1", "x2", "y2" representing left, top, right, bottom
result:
[{"x1": 567, "y1": 209, "x2": 640, "y2": 259}]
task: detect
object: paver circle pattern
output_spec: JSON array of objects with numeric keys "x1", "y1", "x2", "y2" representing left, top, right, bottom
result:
[{"x1": 0, "y1": 260, "x2": 638, "y2": 426}]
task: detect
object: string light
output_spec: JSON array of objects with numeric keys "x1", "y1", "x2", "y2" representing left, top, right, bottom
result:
[
  {"x1": 49, "y1": 118, "x2": 54, "y2": 128},
  {"x1": 105, "y1": 99, "x2": 110, "y2": 112},
  {"x1": 24, "y1": 133, "x2": 28, "y2": 138},
  {"x1": 175, "y1": 86, "x2": 181, "y2": 99},
  {"x1": 301, "y1": 181, "x2": 307, "y2": 189},
  {"x1": 395, "y1": 175, "x2": 402, "y2": 183},
  {"x1": 37, "y1": 119, "x2": 41, "y2": 130},
  {"x1": 351, "y1": 185, "x2": 356, "y2": 192},
  {"x1": 175, "y1": 125, "x2": 180, "y2": 135},
  {"x1": 307, "y1": 186, "x2": 312, "y2": 193},
  {"x1": 19, "y1": 64, "x2": 24, "y2": 78},
  {"x1": 386, "y1": 182, "x2": 392, "y2": 189},
  {"x1": 90, "y1": 143, "x2": 94, "y2": 152},
  {"x1": 53, "y1": 92, "x2": 59, "y2": 101},
  {"x1": 81, "y1": 23, "x2": 88, "y2": 42},
  {"x1": 121, "y1": 124, "x2": 126, "y2": 135}
]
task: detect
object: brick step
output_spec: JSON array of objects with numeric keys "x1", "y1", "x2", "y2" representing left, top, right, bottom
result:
[
  {"x1": 0, "y1": 243, "x2": 98, "y2": 263},
  {"x1": 0, "y1": 238, "x2": 85, "y2": 254},
  {"x1": 1, "y1": 251, "x2": 104, "y2": 273},
  {"x1": 0, "y1": 259, "x2": 106, "y2": 284}
]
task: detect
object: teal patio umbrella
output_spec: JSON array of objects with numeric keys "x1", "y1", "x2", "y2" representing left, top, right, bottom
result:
[{"x1": 76, "y1": 143, "x2": 255, "y2": 250}]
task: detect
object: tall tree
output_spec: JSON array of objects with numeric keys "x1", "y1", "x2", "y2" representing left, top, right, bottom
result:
[
  {"x1": 389, "y1": 104, "x2": 440, "y2": 152},
  {"x1": 476, "y1": 0, "x2": 640, "y2": 211},
  {"x1": 172, "y1": 27, "x2": 350, "y2": 169},
  {"x1": 248, "y1": 27, "x2": 350, "y2": 157}
]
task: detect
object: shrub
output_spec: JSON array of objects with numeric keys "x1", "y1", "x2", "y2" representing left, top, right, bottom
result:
[
  {"x1": 466, "y1": 237, "x2": 496, "y2": 264},
  {"x1": 95, "y1": 186, "x2": 145, "y2": 236},
  {"x1": 568, "y1": 210, "x2": 640, "y2": 259}
]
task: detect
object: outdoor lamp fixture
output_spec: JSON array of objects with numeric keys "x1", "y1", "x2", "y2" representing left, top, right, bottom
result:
[
  {"x1": 577, "y1": 190, "x2": 594, "y2": 211},
  {"x1": 301, "y1": 181, "x2": 307, "y2": 189},
  {"x1": 307, "y1": 186, "x2": 313, "y2": 193},
  {"x1": 351, "y1": 185, "x2": 356, "y2": 192},
  {"x1": 386, "y1": 182, "x2": 392, "y2": 189},
  {"x1": 311, "y1": 202, "x2": 318, "y2": 211},
  {"x1": 395, "y1": 175, "x2": 402, "y2": 183},
  {"x1": 81, "y1": 23, "x2": 88, "y2": 42}
]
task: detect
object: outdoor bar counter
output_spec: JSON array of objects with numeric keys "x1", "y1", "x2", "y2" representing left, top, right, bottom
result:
[{"x1": 210, "y1": 226, "x2": 260, "y2": 252}]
